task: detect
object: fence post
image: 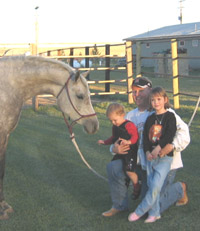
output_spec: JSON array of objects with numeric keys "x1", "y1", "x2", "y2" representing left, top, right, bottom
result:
[
  {"x1": 85, "y1": 46, "x2": 90, "y2": 80},
  {"x1": 70, "y1": 48, "x2": 74, "y2": 67},
  {"x1": 171, "y1": 39, "x2": 180, "y2": 109},
  {"x1": 57, "y1": 49, "x2": 62, "y2": 56},
  {"x1": 30, "y1": 43, "x2": 37, "y2": 56},
  {"x1": 30, "y1": 43, "x2": 39, "y2": 111},
  {"x1": 136, "y1": 41, "x2": 141, "y2": 77},
  {"x1": 126, "y1": 41, "x2": 134, "y2": 104},
  {"x1": 105, "y1": 44, "x2": 110, "y2": 92}
]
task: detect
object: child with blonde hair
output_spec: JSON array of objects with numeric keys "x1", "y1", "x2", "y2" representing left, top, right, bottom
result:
[{"x1": 98, "y1": 103, "x2": 140, "y2": 199}]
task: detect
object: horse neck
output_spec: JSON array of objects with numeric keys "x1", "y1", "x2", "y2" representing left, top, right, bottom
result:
[{"x1": 11, "y1": 57, "x2": 72, "y2": 100}]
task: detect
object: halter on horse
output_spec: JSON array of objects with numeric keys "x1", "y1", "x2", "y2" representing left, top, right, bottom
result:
[{"x1": 57, "y1": 72, "x2": 96, "y2": 137}]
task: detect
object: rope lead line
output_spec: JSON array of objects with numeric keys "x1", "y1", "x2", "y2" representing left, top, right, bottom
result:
[
  {"x1": 188, "y1": 96, "x2": 200, "y2": 127},
  {"x1": 71, "y1": 136, "x2": 108, "y2": 182}
]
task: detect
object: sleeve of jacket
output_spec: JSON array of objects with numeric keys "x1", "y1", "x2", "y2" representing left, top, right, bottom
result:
[
  {"x1": 169, "y1": 109, "x2": 190, "y2": 152},
  {"x1": 125, "y1": 122, "x2": 139, "y2": 144}
]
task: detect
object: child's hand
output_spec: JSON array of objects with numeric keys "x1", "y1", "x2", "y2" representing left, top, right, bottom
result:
[
  {"x1": 98, "y1": 140, "x2": 104, "y2": 145},
  {"x1": 146, "y1": 151, "x2": 153, "y2": 161},
  {"x1": 151, "y1": 145, "x2": 161, "y2": 159},
  {"x1": 159, "y1": 144, "x2": 173, "y2": 157}
]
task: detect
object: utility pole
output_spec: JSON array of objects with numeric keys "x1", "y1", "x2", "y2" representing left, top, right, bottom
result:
[
  {"x1": 32, "y1": 5, "x2": 39, "y2": 111},
  {"x1": 178, "y1": 0, "x2": 185, "y2": 24},
  {"x1": 35, "y1": 6, "x2": 39, "y2": 55}
]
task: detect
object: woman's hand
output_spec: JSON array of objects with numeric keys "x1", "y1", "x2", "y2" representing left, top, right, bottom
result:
[{"x1": 112, "y1": 138, "x2": 130, "y2": 154}]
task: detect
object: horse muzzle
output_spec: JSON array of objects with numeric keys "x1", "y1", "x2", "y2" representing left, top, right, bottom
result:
[{"x1": 83, "y1": 117, "x2": 99, "y2": 134}]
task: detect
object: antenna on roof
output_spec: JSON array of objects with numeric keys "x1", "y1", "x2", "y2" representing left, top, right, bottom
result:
[{"x1": 178, "y1": 0, "x2": 185, "y2": 24}]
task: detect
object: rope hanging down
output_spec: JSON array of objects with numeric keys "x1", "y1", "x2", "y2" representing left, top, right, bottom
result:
[
  {"x1": 188, "y1": 96, "x2": 200, "y2": 127},
  {"x1": 57, "y1": 73, "x2": 107, "y2": 182},
  {"x1": 70, "y1": 133, "x2": 108, "y2": 182},
  {"x1": 62, "y1": 114, "x2": 108, "y2": 182}
]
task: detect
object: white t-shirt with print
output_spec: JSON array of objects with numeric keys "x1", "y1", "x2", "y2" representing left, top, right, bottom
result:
[{"x1": 126, "y1": 108, "x2": 152, "y2": 170}]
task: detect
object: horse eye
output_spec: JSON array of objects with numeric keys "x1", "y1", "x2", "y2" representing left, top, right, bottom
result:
[{"x1": 77, "y1": 94, "x2": 84, "y2": 100}]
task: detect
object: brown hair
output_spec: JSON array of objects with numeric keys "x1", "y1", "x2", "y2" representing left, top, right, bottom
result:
[
  {"x1": 150, "y1": 86, "x2": 171, "y2": 109},
  {"x1": 106, "y1": 103, "x2": 125, "y2": 118}
]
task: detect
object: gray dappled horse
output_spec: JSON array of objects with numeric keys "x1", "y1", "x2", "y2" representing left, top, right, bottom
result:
[{"x1": 0, "y1": 56, "x2": 99, "y2": 219}]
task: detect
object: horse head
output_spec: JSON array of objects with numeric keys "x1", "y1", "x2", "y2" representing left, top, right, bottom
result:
[{"x1": 57, "y1": 70, "x2": 99, "y2": 134}]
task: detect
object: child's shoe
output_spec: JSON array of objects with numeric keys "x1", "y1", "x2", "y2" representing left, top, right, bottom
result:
[
  {"x1": 128, "y1": 212, "x2": 141, "y2": 222},
  {"x1": 144, "y1": 215, "x2": 161, "y2": 223}
]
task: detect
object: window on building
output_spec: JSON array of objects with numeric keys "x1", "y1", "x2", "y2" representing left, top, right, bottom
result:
[
  {"x1": 146, "y1": 43, "x2": 150, "y2": 48},
  {"x1": 192, "y1": 40, "x2": 198, "y2": 47},
  {"x1": 179, "y1": 40, "x2": 185, "y2": 47}
]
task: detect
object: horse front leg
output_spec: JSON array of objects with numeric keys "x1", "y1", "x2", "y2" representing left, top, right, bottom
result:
[{"x1": 0, "y1": 133, "x2": 14, "y2": 220}]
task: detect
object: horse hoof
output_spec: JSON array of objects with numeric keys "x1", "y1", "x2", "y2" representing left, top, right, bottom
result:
[
  {"x1": 1, "y1": 201, "x2": 14, "y2": 214},
  {"x1": 0, "y1": 211, "x2": 9, "y2": 220},
  {"x1": 5, "y1": 206, "x2": 14, "y2": 214}
]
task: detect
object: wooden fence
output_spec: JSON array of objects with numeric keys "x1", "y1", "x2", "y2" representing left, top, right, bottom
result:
[
  {"x1": 37, "y1": 38, "x2": 200, "y2": 110},
  {"x1": 1, "y1": 40, "x2": 199, "y2": 110},
  {"x1": 128, "y1": 35, "x2": 200, "y2": 109},
  {"x1": 36, "y1": 42, "x2": 134, "y2": 110}
]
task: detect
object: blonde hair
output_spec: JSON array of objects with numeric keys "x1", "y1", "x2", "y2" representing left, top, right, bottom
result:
[
  {"x1": 106, "y1": 103, "x2": 125, "y2": 118},
  {"x1": 150, "y1": 86, "x2": 171, "y2": 109}
]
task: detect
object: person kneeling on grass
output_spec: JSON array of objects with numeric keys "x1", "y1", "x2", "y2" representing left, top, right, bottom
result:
[{"x1": 98, "y1": 103, "x2": 141, "y2": 200}]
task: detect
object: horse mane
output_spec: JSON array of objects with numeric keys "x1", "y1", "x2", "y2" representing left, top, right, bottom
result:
[
  {"x1": 1, "y1": 55, "x2": 75, "y2": 74},
  {"x1": 0, "y1": 55, "x2": 88, "y2": 89},
  {"x1": 31, "y1": 56, "x2": 74, "y2": 72}
]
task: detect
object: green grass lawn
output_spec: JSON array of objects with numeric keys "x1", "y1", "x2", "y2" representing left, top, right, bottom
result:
[
  {"x1": 0, "y1": 94, "x2": 199, "y2": 231},
  {"x1": 1, "y1": 72, "x2": 200, "y2": 230}
]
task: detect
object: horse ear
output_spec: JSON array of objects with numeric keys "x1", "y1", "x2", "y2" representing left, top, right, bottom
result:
[
  {"x1": 71, "y1": 71, "x2": 80, "y2": 82},
  {"x1": 81, "y1": 70, "x2": 90, "y2": 78}
]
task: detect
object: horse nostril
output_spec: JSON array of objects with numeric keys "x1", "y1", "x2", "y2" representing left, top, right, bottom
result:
[{"x1": 84, "y1": 119, "x2": 99, "y2": 134}]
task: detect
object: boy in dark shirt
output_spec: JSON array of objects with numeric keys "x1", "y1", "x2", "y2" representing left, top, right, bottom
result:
[{"x1": 98, "y1": 103, "x2": 140, "y2": 199}]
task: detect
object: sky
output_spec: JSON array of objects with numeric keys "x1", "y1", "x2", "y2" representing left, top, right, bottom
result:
[{"x1": 0, "y1": 0, "x2": 200, "y2": 44}]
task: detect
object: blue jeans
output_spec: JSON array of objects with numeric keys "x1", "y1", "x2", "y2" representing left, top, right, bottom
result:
[
  {"x1": 106, "y1": 160, "x2": 129, "y2": 211},
  {"x1": 106, "y1": 159, "x2": 183, "y2": 213},
  {"x1": 160, "y1": 169, "x2": 183, "y2": 213},
  {"x1": 106, "y1": 159, "x2": 147, "y2": 211},
  {"x1": 135, "y1": 156, "x2": 173, "y2": 217}
]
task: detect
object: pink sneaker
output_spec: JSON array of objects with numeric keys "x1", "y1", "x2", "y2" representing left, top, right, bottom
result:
[
  {"x1": 128, "y1": 212, "x2": 141, "y2": 222},
  {"x1": 144, "y1": 215, "x2": 161, "y2": 223}
]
